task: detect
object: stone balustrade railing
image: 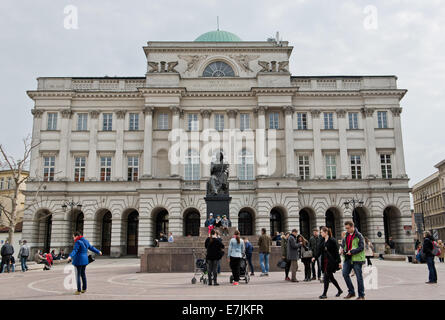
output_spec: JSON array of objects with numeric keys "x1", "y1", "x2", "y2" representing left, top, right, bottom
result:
[{"x1": 37, "y1": 77, "x2": 146, "y2": 91}]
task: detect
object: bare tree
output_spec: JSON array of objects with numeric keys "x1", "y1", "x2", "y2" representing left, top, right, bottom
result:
[{"x1": 0, "y1": 135, "x2": 42, "y2": 244}]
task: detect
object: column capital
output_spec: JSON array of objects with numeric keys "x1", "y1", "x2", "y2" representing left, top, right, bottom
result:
[
  {"x1": 390, "y1": 107, "x2": 402, "y2": 117},
  {"x1": 144, "y1": 106, "x2": 154, "y2": 115},
  {"x1": 200, "y1": 109, "x2": 212, "y2": 119},
  {"x1": 361, "y1": 107, "x2": 375, "y2": 117},
  {"x1": 60, "y1": 109, "x2": 73, "y2": 119},
  {"x1": 336, "y1": 109, "x2": 346, "y2": 118},
  {"x1": 31, "y1": 109, "x2": 44, "y2": 118},
  {"x1": 310, "y1": 109, "x2": 321, "y2": 118},
  {"x1": 169, "y1": 106, "x2": 183, "y2": 116},
  {"x1": 254, "y1": 106, "x2": 268, "y2": 115},
  {"x1": 283, "y1": 105, "x2": 295, "y2": 115},
  {"x1": 116, "y1": 110, "x2": 127, "y2": 119},
  {"x1": 89, "y1": 110, "x2": 100, "y2": 119},
  {"x1": 227, "y1": 109, "x2": 238, "y2": 118}
]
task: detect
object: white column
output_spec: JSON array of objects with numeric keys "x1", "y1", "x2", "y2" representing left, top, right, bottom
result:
[
  {"x1": 110, "y1": 216, "x2": 123, "y2": 257},
  {"x1": 83, "y1": 218, "x2": 95, "y2": 246},
  {"x1": 115, "y1": 110, "x2": 126, "y2": 181},
  {"x1": 200, "y1": 109, "x2": 212, "y2": 178},
  {"x1": 30, "y1": 109, "x2": 43, "y2": 179},
  {"x1": 227, "y1": 109, "x2": 238, "y2": 178},
  {"x1": 283, "y1": 106, "x2": 295, "y2": 176},
  {"x1": 391, "y1": 107, "x2": 407, "y2": 178},
  {"x1": 362, "y1": 107, "x2": 378, "y2": 178},
  {"x1": 311, "y1": 109, "x2": 323, "y2": 179},
  {"x1": 142, "y1": 107, "x2": 153, "y2": 178},
  {"x1": 170, "y1": 106, "x2": 182, "y2": 177},
  {"x1": 59, "y1": 109, "x2": 72, "y2": 181},
  {"x1": 256, "y1": 106, "x2": 268, "y2": 176},
  {"x1": 337, "y1": 109, "x2": 349, "y2": 179},
  {"x1": 87, "y1": 110, "x2": 99, "y2": 181}
]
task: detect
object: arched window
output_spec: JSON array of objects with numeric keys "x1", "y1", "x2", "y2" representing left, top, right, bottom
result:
[
  {"x1": 184, "y1": 149, "x2": 200, "y2": 181},
  {"x1": 238, "y1": 149, "x2": 254, "y2": 180},
  {"x1": 184, "y1": 210, "x2": 200, "y2": 236},
  {"x1": 203, "y1": 61, "x2": 235, "y2": 77},
  {"x1": 270, "y1": 208, "x2": 283, "y2": 236},
  {"x1": 238, "y1": 210, "x2": 254, "y2": 235}
]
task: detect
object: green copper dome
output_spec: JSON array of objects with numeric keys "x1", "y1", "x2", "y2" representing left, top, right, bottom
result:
[{"x1": 194, "y1": 30, "x2": 242, "y2": 42}]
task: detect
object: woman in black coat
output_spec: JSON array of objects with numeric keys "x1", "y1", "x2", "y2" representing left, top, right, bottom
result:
[
  {"x1": 205, "y1": 229, "x2": 225, "y2": 286},
  {"x1": 316, "y1": 226, "x2": 343, "y2": 299}
]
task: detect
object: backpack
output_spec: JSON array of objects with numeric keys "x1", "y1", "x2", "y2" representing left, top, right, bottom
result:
[{"x1": 432, "y1": 241, "x2": 441, "y2": 257}]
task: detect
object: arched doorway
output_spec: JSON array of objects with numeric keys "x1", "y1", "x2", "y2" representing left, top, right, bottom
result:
[
  {"x1": 44, "y1": 215, "x2": 52, "y2": 253},
  {"x1": 101, "y1": 211, "x2": 112, "y2": 256},
  {"x1": 352, "y1": 207, "x2": 368, "y2": 236},
  {"x1": 126, "y1": 210, "x2": 139, "y2": 255},
  {"x1": 270, "y1": 207, "x2": 284, "y2": 236},
  {"x1": 383, "y1": 206, "x2": 401, "y2": 248},
  {"x1": 299, "y1": 209, "x2": 310, "y2": 240},
  {"x1": 238, "y1": 209, "x2": 254, "y2": 236},
  {"x1": 325, "y1": 208, "x2": 341, "y2": 239},
  {"x1": 73, "y1": 211, "x2": 84, "y2": 235},
  {"x1": 155, "y1": 208, "x2": 169, "y2": 239},
  {"x1": 184, "y1": 209, "x2": 200, "y2": 236}
]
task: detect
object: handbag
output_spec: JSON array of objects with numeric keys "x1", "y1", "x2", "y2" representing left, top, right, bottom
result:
[
  {"x1": 277, "y1": 259, "x2": 287, "y2": 269},
  {"x1": 88, "y1": 254, "x2": 95, "y2": 264},
  {"x1": 302, "y1": 249, "x2": 313, "y2": 259}
]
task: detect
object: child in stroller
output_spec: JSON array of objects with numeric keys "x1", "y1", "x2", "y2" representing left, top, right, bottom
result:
[{"x1": 230, "y1": 255, "x2": 250, "y2": 284}]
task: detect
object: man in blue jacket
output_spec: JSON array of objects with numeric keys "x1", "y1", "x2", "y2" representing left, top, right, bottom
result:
[
  {"x1": 243, "y1": 237, "x2": 254, "y2": 276},
  {"x1": 67, "y1": 232, "x2": 102, "y2": 295}
]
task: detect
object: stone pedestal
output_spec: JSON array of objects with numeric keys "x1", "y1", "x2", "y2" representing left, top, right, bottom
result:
[{"x1": 204, "y1": 195, "x2": 232, "y2": 219}]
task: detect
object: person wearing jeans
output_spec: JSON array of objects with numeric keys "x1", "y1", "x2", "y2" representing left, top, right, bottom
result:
[
  {"x1": 227, "y1": 230, "x2": 245, "y2": 286},
  {"x1": 67, "y1": 231, "x2": 102, "y2": 295},
  {"x1": 258, "y1": 228, "x2": 271, "y2": 276},
  {"x1": 18, "y1": 240, "x2": 30, "y2": 272},
  {"x1": 423, "y1": 232, "x2": 438, "y2": 284},
  {"x1": 341, "y1": 221, "x2": 366, "y2": 300}
]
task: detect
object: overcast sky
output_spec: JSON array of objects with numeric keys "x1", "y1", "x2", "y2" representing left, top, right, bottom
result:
[{"x1": 0, "y1": 0, "x2": 444, "y2": 187}]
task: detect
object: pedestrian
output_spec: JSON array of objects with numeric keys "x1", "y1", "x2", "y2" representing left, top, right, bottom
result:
[
  {"x1": 365, "y1": 237, "x2": 374, "y2": 266},
  {"x1": 281, "y1": 232, "x2": 291, "y2": 281},
  {"x1": 287, "y1": 229, "x2": 302, "y2": 282},
  {"x1": 168, "y1": 232, "x2": 174, "y2": 243},
  {"x1": 205, "y1": 229, "x2": 224, "y2": 286},
  {"x1": 342, "y1": 221, "x2": 366, "y2": 300},
  {"x1": 422, "y1": 231, "x2": 438, "y2": 284},
  {"x1": 0, "y1": 240, "x2": 14, "y2": 273},
  {"x1": 299, "y1": 235, "x2": 313, "y2": 281},
  {"x1": 227, "y1": 230, "x2": 245, "y2": 286},
  {"x1": 67, "y1": 231, "x2": 102, "y2": 295},
  {"x1": 387, "y1": 237, "x2": 396, "y2": 254},
  {"x1": 215, "y1": 230, "x2": 222, "y2": 274},
  {"x1": 309, "y1": 228, "x2": 322, "y2": 281},
  {"x1": 18, "y1": 240, "x2": 30, "y2": 272},
  {"x1": 438, "y1": 240, "x2": 444, "y2": 263},
  {"x1": 243, "y1": 237, "x2": 254, "y2": 276},
  {"x1": 258, "y1": 228, "x2": 271, "y2": 276},
  {"x1": 318, "y1": 226, "x2": 343, "y2": 299},
  {"x1": 221, "y1": 215, "x2": 229, "y2": 236}
]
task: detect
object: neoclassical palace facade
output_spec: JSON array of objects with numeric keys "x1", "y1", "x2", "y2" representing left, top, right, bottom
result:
[{"x1": 22, "y1": 30, "x2": 413, "y2": 256}]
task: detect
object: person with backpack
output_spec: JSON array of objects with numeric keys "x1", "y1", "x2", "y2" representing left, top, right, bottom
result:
[
  {"x1": 205, "y1": 229, "x2": 225, "y2": 286},
  {"x1": 422, "y1": 231, "x2": 438, "y2": 284},
  {"x1": 67, "y1": 231, "x2": 102, "y2": 295}
]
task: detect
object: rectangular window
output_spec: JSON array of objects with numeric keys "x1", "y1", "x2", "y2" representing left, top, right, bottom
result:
[
  {"x1": 74, "y1": 156, "x2": 86, "y2": 182},
  {"x1": 158, "y1": 113, "x2": 169, "y2": 130},
  {"x1": 47, "y1": 113, "x2": 58, "y2": 130},
  {"x1": 76, "y1": 113, "x2": 88, "y2": 131},
  {"x1": 269, "y1": 112, "x2": 279, "y2": 129},
  {"x1": 323, "y1": 112, "x2": 334, "y2": 129},
  {"x1": 296, "y1": 113, "x2": 307, "y2": 130},
  {"x1": 188, "y1": 113, "x2": 199, "y2": 131},
  {"x1": 103, "y1": 113, "x2": 113, "y2": 131},
  {"x1": 298, "y1": 155, "x2": 310, "y2": 180},
  {"x1": 43, "y1": 156, "x2": 55, "y2": 182},
  {"x1": 214, "y1": 114, "x2": 224, "y2": 131},
  {"x1": 240, "y1": 113, "x2": 250, "y2": 131},
  {"x1": 129, "y1": 113, "x2": 139, "y2": 131},
  {"x1": 377, "y1": 111, "x2": 388, "y2": 129},
  {"x1": 7, "y1": 177, "x2": 12, "y2": 189},
  {"x1": 127, "y1": 156, "x2": 139, "y2": 181},
  {"x1": 325, "y1": 155, "x2": 337, "y2": 180},
  {"x1": 380, "y1": 154, "x2": 392, "y2": 178},
  {"x1": 100, "y1": 156, "x2": 112, "y2": 181},
  {"x1": 0, "y1": 178, "x2": 3, "y2": 190},
  {"x1": 350, "y1": 155, "x2": 362, "y2": 179},
  {"x1": 348, "y1": 112, "x2": 359, "y2": 129}
]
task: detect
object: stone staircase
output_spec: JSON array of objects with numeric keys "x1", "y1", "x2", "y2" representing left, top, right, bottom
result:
[{"x1": 141, "y1": 227, "x2": 284, "y2": 273}]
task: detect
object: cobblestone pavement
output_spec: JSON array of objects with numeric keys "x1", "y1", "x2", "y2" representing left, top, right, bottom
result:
[{"x1": 0, "y1": 258, "x2": 443, "y2": 300}]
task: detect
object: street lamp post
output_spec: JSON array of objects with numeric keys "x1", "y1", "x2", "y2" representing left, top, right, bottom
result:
[
  {"x1": 61, "y1": 199, "x2": 82, "y2": 214},
  {"x1": 343, "y1": 197, "x2": 365, "y2": 230}
]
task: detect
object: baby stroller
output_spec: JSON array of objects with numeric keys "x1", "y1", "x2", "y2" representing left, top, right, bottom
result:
[
  {"x1": 191, "y1": 249, "x2": 208, "y2": 285},
  {"x1": 230, "y1": 255, "x2": 250, "y2": 284}
]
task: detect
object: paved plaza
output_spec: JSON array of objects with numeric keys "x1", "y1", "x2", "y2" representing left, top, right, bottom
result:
[{"x1": 0, "y1": 258, "x2": 443, "y2": 300}]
